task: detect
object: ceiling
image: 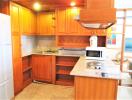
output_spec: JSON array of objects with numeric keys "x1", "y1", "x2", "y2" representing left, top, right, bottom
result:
[{"x1": 12, "y1": 0, "x2": 85, "y2": 11}]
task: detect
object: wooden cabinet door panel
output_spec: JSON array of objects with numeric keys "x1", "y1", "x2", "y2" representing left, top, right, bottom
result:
[
  {"x1": 56, "y1": 8, "x2": 67, "y2": 34},
  {"x1": 10, "y1": 3, "x2": 20, "y2": 35},
  {"x1": 37, "y1": 12, "x2": 54, "y2": 35},
  {"x1": 13, "y1": 59, "x2": 23, "y2": 95},
  {"x1": 66, "y1": 8, "x2": 80, "y2": 34},
  {"x1": 12, "y1": 36, "x2": 21, "y2": 61},
  {"x1": 32, "y1": 55, "x2": 52, "y2": 82}
]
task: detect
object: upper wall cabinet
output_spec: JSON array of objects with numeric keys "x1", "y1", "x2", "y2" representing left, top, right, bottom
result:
[
  {"x1": 37, "y1": 12, "x2": 55, "y2": 35},
  {"x1": 55, "y1": 8, "x2": 106, "y2": 36},
  {"x1": 10, "y1": 3, "x2": 20, "y2": 35},
  {"x1": 20, "y1": 7, "x2": 36, "y2": 35},
  {"x1": 0, "y1": 1, "x2": 9, "y2": 15}
]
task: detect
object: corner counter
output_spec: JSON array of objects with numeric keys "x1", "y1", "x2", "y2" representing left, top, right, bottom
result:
[{"x1": 70, "y1": 57, "x2": 122, "y2": 100}]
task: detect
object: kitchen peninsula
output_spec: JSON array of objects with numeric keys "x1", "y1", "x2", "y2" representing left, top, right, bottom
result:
[{"x1": 71, "y1": 57, "x2": 121, "y2": 100}]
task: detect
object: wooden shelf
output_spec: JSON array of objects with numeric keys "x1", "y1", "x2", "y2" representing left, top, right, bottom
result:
[
  {"x1": 56, "y1": 63, "x2": 75, "y2": 67},
  {"x1": 56, "y1": 79, "x2": 74, "y2": 86},
  {"x1": 23, "y1": 78, "x2": 32, "y2": 88},
  {"x1": 56, "y1": 70, "x2": 71, "y2": 75},
  {"x1": 23, "y1": 66, "x2": 32, "y2": 73}
]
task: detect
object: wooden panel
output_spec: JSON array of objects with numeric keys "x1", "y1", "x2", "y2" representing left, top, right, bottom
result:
[
  {"x1": 55, "y1": 7, "x2": 107, "y2": 36},
  {"x1": 66, "y1": 8, "x2": 80, "y2": 34},
  {"x1": 12, "y1": 0, "x2": 84, "y2": 11},
  {"x1": 32, "y1": 55, "x2": 53, "y2": 82},
  {"x1": 55, "y1": 8, "x2": 67, "y2": 34},
  {"x1": 13, "y1": 59, "x2": 23, "y2": 95},
  {"x1": 37, "y1": 12, "x2": 55, "y2": 35},
  {"x1": 55, "y1": 56, "x2": 79, "y2": 86},
  {"x1": 10, "y1": 2, "x2": 20, "y2": 35},
  {"x1": 75, "y1": 76, "x2": 118, "y2": 100},
  {"x1": 56, "y1": 56, "x2": 79, "y2": 65},
  {"x1": 0, "y1": 1, "x2": 9, "y2": 15},
  {"x1": 12, "y1": 36, "x2": 21, "y2": 61},
  {"x1": 80, "y1": 8, "x2": 116, "y2": 23},
  {"x1": 22, "y1": 56, "x2": 31, "y2": 72},
  {"x1": 56, "y1": 36, "x2": 90, "y2": 48},
  {"x1": 86, "y1": 0, "x2": 114, "y2": 8}
]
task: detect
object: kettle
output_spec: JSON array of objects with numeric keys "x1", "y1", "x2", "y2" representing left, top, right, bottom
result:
[{"x1": 90, "y1": 35, "x2": 98, "y2": 47}]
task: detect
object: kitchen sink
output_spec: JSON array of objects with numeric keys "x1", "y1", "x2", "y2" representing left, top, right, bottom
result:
[{"x1": 86, "y1": 61, "x2": 103, "y2": 70}]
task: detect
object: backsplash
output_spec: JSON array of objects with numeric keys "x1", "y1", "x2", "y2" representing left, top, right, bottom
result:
[
  {"x1": 21, "y1": 35, "x2": 36, "y2": 56},
  {"x1": 35, "y1": 36, "x2": 56, "y2": 50}
]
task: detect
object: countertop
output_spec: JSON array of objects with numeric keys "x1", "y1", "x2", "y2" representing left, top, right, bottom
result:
[
  {"x1": 70, "y1": 56, "x2": 123, "y2": 80},
  {"x1": 22, "y1": 51, "x2": 124, "y2": 80},
  {"x1": 22, "y1": 52, "x2": 83, "y2": 57}
]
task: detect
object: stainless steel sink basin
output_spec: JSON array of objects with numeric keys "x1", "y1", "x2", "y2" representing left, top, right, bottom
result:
[{"x1": 86, "y1": 61, "x2": 103, "y2": 70}]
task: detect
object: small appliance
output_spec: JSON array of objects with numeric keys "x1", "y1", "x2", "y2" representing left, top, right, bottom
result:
[{"x1": 85, "y1": 47, "x2": 106, "y2": 60}]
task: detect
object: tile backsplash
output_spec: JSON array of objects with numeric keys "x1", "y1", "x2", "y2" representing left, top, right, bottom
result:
[
  {"x1": 36, "y1": 36, "x2": 56, "y2": 49},
  {"x1": 21, "y1": 35, "x2": 56, "y2": 56},
  {"x1": 21, "y1": 35, "x2": 36, "y2": 56}
]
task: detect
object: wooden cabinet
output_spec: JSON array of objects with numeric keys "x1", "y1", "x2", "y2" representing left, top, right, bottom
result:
[
  {"x1": 13, "y1": 59, "x2": 23, "y2": 95},
  {"x1": 10, "y1": 2, "x2": 23, "y2": 95},
  {"x1": 37, "y1": 12, "x2": 55, "y2": 35},
  {"x1": 75, "y1": 76, "x2": 118, "y2": 100},
  {"x1": 55, "y1": 56, "x2": 79, "y2": 86},
  {"x1": 11, "y1": 34, "x2": 23, "y2": 95},
  {"x1": 32, "y1": 55, "x2": 54, "y2": 82},
  {"x1": 20, "y1": 6, "x2": 36, "y2": 35},
  {"x1": 55, "y1": 8, "x2": 67, "y2": 34},
  {"x1": 0, "y1": 1, "x2": 9, "y2": 15},
  {"x1": 55, "y1": 8, "x2": 106, "y2": 36},
  {"x1": 22, "y1": 56, "x2": 32, "y2": 88},
  {"x1": 10, "y1": 3, "x2": 20, "y2": 35}
]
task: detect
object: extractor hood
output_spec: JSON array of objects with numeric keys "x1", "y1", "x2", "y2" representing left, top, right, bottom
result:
[{"x1": 77, "y1": 8, "x2": 116, "y2": 29}]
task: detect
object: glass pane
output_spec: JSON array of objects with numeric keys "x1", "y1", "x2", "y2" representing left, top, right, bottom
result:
[
  {"x1": 126, "y1": 18, "x2": 132, "y2": 25},
  {"x1": 116, "y1": 11, "x2": 125, "y2": 18},
  {"x1": 125, "y1": 26, "x2": 132, "y2": 38},
  {"x1": 126, "y1": 11, "x2": 132, "y2": 17},
  {"x1": 112, "y1": 24, "x2": 123, "y2": 33},
  {"x1": 116, "y1": 18, "x2": 124, "y2": 25},
  {"x1": 115, "y1": 0, "x2": 132, "y2": 8}
]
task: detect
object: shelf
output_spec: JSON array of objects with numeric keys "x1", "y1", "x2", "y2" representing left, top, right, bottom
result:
[
  {"x1": 23, "y1": 66, "x2": 32, "y2": 73},
  {"x1": 56, "y1": 63, "x2": 75, "y2": 67},
  {"x1": 56, "y1": 70, "x2": 71, "y2": 75},
  {"x1": 56, "y1": 79, "x2": 74, "y2": 86},
  {"x1": 23, "y1": 78, "x2": 32, "y2": 88}
]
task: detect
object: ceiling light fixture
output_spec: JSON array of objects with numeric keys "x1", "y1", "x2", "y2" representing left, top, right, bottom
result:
[
  {"x1": 70, "y1": 1, "x2": 76, "y2": 7},
  {"x1": 33, "y1": 2, "x2": 42, "y2": 11}
]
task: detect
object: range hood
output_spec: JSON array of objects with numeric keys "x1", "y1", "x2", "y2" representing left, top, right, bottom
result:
[{"x1": 77, "y1": 8, "x2": 116, "y2": 29}]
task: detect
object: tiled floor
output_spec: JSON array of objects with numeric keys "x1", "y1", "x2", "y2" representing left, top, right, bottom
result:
[{"x1": 15, "y1": 83, "x2": 132, "y2": 100}]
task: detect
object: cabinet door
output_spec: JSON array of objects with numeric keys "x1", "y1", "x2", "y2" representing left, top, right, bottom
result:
[
  {"x1": 37, "y1": 12, "x2": 54, "y2": 35},
  {"x1": 13, "y1": 59, "x2": 23, "y2": 95},
  {"x1": 32, "y1": 55, "x2": 52, "y2": 82},
  {"x1": 66, "y1": 8, "x2": 80, "y2": 35},
  {"x1": 55, "y1": 8, "x2": 67, "y2": 35},
  {"x1": 10, "y1": 3, "x2": 20, "y2": 35},
  {"x1": 12, "y1": 36, "x2": 23, "y2": 94},
  {"x1": 30, "y1": 11, "x2": 36, "y2": 35}
]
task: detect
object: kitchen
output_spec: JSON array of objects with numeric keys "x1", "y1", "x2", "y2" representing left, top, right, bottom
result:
[{"x1": 0, "y1": 0, "x2": 132, "y2": 100}]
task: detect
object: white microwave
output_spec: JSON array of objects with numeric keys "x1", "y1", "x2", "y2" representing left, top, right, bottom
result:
[{"x1": 85, "y1": 47, "x2": 106, "y2": 60}]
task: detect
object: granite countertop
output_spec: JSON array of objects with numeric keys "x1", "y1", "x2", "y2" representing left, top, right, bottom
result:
[
  {"x1": 22, "y1": 51, "x2": 124, "y2": 80},
  {"x1": 70, "y1": 56, "x2": 123, "y2": 80},
  {"x1": 22, "y1": 52, "x2": 83, "y2": 57}
]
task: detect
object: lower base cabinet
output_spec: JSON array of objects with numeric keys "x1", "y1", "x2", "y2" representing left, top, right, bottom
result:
[
  {"x1": 75, "y1": 76, "x2": 118, "y2": 100},
  {"x1": 31, "y1": 55, "x2": 55, "y2": 83}
]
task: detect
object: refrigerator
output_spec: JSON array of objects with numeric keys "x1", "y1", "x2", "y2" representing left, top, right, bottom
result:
[{"x1": 0, "y1": 13, "x2": 14, "y2": 100}]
